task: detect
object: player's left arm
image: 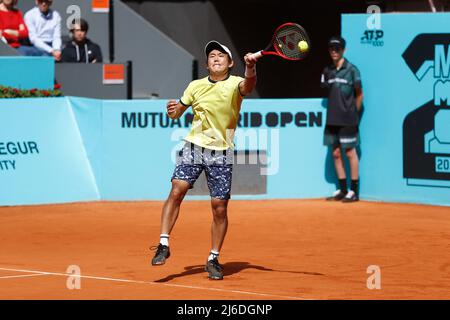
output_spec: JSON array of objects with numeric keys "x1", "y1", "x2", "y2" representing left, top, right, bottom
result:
[{"x1": 239, "y1": 53, "x2": 258, "y2": 96}]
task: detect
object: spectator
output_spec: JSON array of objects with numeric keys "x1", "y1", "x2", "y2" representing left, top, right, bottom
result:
[
  {"x1": 61, "y1": 19, "x2": 103, "y2": 63},
  {"x1": 24, "y1": 0, "x2": 62, "y2": 61},
  {"x1": 0, "y1": 0, "x2": 33, "y2": 55}
]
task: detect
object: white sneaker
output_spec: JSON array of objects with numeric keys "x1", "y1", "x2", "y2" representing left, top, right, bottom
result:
[
  {"x1": 326, "y1": 189, "x2": 347, "y2": 201},
  {"x1": 342, "y1": 190, "x2": 359, "y2": 202}
]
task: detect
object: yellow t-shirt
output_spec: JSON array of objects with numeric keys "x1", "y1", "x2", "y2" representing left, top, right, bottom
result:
[{"x1": 180, "y1": 75, "x2": 244, "y2": 150}]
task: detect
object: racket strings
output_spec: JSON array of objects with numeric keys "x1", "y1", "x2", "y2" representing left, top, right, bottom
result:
[{"x1": 273, "y1": 24, "x2": 310, "y2": 60}]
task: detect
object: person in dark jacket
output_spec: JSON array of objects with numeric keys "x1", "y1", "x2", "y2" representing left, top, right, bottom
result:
[{"x1": 61, "y1": 18, "x2": 102, "y2": 63}]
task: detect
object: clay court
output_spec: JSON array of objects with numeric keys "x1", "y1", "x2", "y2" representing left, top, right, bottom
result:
[{"x1": 0, "y1": 199, "x2": 449, "y2": 300}]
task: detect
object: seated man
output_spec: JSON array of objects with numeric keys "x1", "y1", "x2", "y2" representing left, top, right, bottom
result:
[
  {"x1": 61, "y1": 19, "x2": 103, "y2": 63},
  {"x1": 0, "y1": 0, "x2": 31, "y2": 55},
  {"x1": 24, "y1": 0, "x2": 62, "y2": 61}
]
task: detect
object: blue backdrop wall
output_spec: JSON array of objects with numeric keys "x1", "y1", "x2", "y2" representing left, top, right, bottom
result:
[
  {"x1": 1, "y1": 97, "x2": 330, "y2": 205},
  {"x1": 1, "y1": 94, "x2": 448, "y2": 206},
  {"x1": 342, "y1": 13, "x2": 450, "y2": 206},
  {"x1": 1, "y1": 13, "x2": 449, "y2": 207}
]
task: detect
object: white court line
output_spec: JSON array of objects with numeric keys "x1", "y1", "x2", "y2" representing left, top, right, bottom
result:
[
  {"x1": 0, "y1": 267, "x2": 309, "y2": 300},
  {"x1": 0, "y1": 273, "x2": 49, "y2": 280}
]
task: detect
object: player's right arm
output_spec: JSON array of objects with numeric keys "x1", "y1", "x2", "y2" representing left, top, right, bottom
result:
[
  {"x1": 166, "y1": 100, "x2": 189, "y2": 119},
  {"x1": 239, "y1": 53, "x2": 258, "y2": 96}
]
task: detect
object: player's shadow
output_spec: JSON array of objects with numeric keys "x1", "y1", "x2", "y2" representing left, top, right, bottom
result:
[{"x1": 153, "y1": 261, "x2": 324, "y2": 283}]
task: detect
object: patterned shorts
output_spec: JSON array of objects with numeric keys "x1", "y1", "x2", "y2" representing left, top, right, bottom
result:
[{"x1": 171, "y1": 143, "x2": 233, "y2": 200}]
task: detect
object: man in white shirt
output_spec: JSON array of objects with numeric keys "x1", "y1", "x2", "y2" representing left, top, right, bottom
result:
[{"x1": 24, "y1": 0, "x2": 61, "y2": 61}]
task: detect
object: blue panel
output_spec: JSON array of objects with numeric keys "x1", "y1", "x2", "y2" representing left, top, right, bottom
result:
[
  {"x1": 239, "y1": 99, "x2": 332, "y2": 199},
  {"x1": 99, "y1": 98, "x2": 331, "y2": 201},
  {"x1": 101, "y1": 99, "x2": 175, "y2": 200},
  {"x1": 68, "y1": 97, "x2": 104, "y2": 195},
  {"x1": 0, "y1": 98, "x2": 100, "y2": 205},
  {"x1": 0, "y1": 57, "x2": 54, "y2": 90},
  {"x1": 342, "y1": 13, "x2": 450, "y2": 206}
]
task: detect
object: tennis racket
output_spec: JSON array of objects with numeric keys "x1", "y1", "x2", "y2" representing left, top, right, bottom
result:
[{"x1": 250, "y1": 22, "x2": 311, "y2": 61}]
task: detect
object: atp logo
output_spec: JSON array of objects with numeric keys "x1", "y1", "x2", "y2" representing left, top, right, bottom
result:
[
  {"x1": 361, "y1": 30, "x2": 384, "y2": 47},
  {"x1": 402, "y1": 34, "x2": 450, "y2": 188}
]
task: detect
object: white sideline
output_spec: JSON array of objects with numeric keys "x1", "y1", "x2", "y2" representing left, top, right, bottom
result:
[
  {"x1": 0, "y1": 273, "x2": 49, "y2": 279},
  {"x1": 0, "y1": 266, "x2": 309, "y2": 300}
]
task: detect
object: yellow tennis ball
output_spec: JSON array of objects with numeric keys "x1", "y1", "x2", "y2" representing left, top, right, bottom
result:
[{"x1": 298, "y1": 40, "x2": 309, "y2": 53}]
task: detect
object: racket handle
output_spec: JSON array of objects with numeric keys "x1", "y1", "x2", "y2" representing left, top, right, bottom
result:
[{"x1": 249, "y1": 51, "x2": 263, "y2": 60}]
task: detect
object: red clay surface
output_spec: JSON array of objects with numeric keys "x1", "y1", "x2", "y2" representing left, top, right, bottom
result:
[{"x1": 0, "y1": 200, "x2": 449, "y2": 300}]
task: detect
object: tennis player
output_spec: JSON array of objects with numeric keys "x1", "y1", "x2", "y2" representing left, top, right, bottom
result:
[{"x1": 150, "y1": 41, "x2": 258, "y2": 280}]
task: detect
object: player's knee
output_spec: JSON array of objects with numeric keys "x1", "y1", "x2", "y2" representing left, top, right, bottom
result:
[
  {"x1": 332, "y1": 148, "x2": 342, "y2": 159},
  {"x1": 212, "y1": 204, "x2": 228, "y2": 221},
  {"x1": 169, "y1": 187, "x2": 186, "y2": 203},
  {"x1": 345, "y1": 148, "x2": 357, "y2": 159},
  {"x1": 213, "y1": 211, "x2": 228, "y2": 223}
]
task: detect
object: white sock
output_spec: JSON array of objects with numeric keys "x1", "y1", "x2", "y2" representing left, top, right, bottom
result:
[
  {"x1": 208, "y1": 250, "x2": 219, "y2": 261},
  {"x1": 160, "y1": 234, "x2": 169, "y2": 246}
]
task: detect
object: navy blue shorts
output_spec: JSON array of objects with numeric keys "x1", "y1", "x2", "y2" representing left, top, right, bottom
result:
[{"x1": 171, "y1": 143, "x2": 233, "y2": 200}]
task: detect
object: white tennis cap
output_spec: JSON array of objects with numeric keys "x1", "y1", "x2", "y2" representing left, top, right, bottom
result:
[{"x1": 204, "y1": 40, "x2": 233, "y2": 60}]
